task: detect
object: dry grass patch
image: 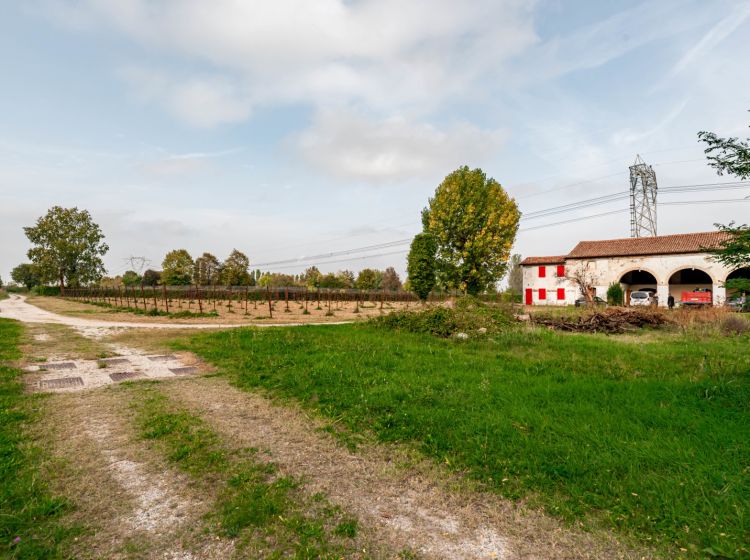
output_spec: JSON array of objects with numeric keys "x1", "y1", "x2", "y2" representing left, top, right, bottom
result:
[
  {"x1": 39, "y1": 386, "x2": 230, "y2": 559},
  {"x1": 28, "y1": 295, "x2": 413, "y2": 325},
  {"x1": 19, "y1": 322, "x2": 113, "y2": 363}
]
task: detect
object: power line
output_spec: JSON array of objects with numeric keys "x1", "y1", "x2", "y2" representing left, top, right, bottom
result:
[
  {"x1": 251, "y1": 181, "x2": 750, "y2": 269},
  {"x1": 252, "y1": 238, "x2": 414, "y2": 268}
]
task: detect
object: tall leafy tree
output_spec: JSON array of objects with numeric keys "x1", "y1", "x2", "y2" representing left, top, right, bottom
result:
[
  {"x1": 193, "y1": 253, "x2": 221, "y2": 285},
  {"x1": 221, "y1": 249, "x2": 251, "y2": 286},
  {"x1": 381, "y1": 267, "x2": 403, "y2": 291},
  {"x1": 121, "y1": 270, "x2": 142, "y2": 287},
  {"x1": 302, "y1": 266, "x2": 322, "y2": 288},
  {"x1": 161, "y1": 250, "x2": 194, "y2": 285},
  {"x1": 507, "y1": 254, "x2": 523, "y2": 296},
  {"x1": 355, "y1": 268, "x2": 382, "y2": 290},
  {"x1": 421, "y1": 166, "x2": 520, "y2": 295},
  {"x1": 407, "y1": 233, "x2": 437, "y2": 302},
  {"x1": 336, "y1": 270, "x2": 355, "y2": 289},
  {"x1": 698, "y1": 112, "x2": 750, "y2": 179},
  {"x1": 699, "y1": 116, "x2": 750, "y2": 296},
  {"x1": 11, "y1": 263, "x2": 42, "y2": 290},
  {"x1": 142, "y1": 269, "x2": 161, "y2": 286},
  {"x1": 708, "y1": 223, "x2": 750, "y2": 295},
  {"x1": 318, "y1": 273, "x2": 342, "y2": 289},
  {"x1": 23, "y1": 206, "x2": 108, "y2": 294}
]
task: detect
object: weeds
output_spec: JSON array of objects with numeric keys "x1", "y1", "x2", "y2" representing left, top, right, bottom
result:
[
  {"x1": 130, "y1": 386, "x2": 368, "y2": 557},
  {"x1": 370, "y1": 297, "x2": 514, "y2": 337}
]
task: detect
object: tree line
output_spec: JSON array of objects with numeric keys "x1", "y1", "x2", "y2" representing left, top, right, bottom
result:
[{"x1": 9, "y1": 120, "x2": 748, "y2": 301}]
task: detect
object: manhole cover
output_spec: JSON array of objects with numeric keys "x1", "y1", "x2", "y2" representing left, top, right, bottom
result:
[
  {"x1": 169, "y1": 366, "x2": 199, "y2": 375},
  {"x1": 39, "y1": 377, "x2": 84, "y2": 389},
  {"x1": 148, "y1": 354, "x2": 177, "y2": 362},
  {"x1": 43, "y1": 362, "x2": 76, "y2": 370},
  {"x1": 99, "y1": 357, "x2": 130, "y2": 365},
  {"x1": 110, "y1": 371, "x2": 140, "y2": 382}
]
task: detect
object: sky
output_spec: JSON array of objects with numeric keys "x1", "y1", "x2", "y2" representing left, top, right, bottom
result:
[{"x1": 2, "y1": 0, "x2": 750, "y2": 284}]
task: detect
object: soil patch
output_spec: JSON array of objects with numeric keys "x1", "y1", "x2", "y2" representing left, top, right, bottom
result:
[{"x1": 166, "y1": 377, "x2": 653, "y2": 560}]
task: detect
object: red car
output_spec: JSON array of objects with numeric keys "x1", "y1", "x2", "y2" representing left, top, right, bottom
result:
[{"x1": 681, "y1": 288, "x2": 712, "y2": 306}]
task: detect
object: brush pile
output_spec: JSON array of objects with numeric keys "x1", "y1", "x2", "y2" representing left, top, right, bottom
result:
[{"x1": 531, "y1": 307, "x2": 671, "y2": 334}]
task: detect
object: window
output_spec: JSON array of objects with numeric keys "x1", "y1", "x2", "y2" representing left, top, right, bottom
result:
[
  {"x1": 557, "y1": 288, "x2": 565, "y2": 300},
  {"x1": 539, "y1": 288, "x2": 547, "y2": 300},
  {"x1": 538, "y1": 266, "x2": 546, "y2": 278},
  {"x1": 557, "y1": 265, "x2": 565, "y2": 277}
]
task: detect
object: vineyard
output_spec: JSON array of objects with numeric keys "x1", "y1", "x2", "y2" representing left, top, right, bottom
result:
[{"x1": 61, "y1": 285, "x2": 431, "y2": 321}]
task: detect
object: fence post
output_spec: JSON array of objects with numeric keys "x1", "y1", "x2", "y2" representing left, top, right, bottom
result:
[{"x1": 266, "y1": 286, "x2": 273, "y2": 319}]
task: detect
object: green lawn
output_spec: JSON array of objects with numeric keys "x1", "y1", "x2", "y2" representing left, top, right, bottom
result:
[
  {"x1": 0, "y1": 318, "x2": 77, "y2": 559},
  {"x1": 179, "y1": 324, "x2": 750, "y2": 558}
]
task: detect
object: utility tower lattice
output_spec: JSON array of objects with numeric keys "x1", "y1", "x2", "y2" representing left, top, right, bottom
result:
[{"x1": 629, "y1": 155, "x2": 658, "y2": 237}]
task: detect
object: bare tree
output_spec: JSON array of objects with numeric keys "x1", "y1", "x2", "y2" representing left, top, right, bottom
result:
[{"x1": 569, "y1": 262, "x2": 600, "y2": 304}]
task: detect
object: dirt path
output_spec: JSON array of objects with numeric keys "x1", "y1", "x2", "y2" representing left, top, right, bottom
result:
[
  {"x1": 166, "y1": 377, "x2": 652, "y2": 560},
  {"x1": 0, "y1": 294, "x2": 350, "y2": 332},
  {"x1": 42, "y1": 388, "x2": 233, "y2": 559}
]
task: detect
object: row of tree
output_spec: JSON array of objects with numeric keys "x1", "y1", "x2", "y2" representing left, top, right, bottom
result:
[{"x1": 256, "y1": 266, "x2": 402, "y2": 290}]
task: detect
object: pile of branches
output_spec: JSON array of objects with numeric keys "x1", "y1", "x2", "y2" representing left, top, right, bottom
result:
[{"x1": 531, "y1": 308, "x2": 671, "y2": 334}]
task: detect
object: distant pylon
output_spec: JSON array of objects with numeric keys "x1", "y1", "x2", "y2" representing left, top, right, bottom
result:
[{"x1": 629, "y1": 155, "x2": 658, "y2": 237}]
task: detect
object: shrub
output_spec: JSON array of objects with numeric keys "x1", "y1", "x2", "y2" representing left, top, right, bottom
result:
[
  {"x1": 721, "y1": 315, "x2": 750, "y2": 335},
  {"x1": 32, "y1": 285, "x2": 61, "y2": 296},
  {"x1": 370, "y1": 296, "x2": 514, "y2": 337},
  {"x1": 606, "y1": 282, "x2": 623, "y2": 305}
]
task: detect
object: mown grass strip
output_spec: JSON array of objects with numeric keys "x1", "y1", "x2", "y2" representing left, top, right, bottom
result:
[
  {"x1": 129, "y1": 385, "x2": 370, "y2": 559},
  {"x1": 0, "y1": 318, "x2": 79, "y2": 559},
  {"x1": 177, "y1": 324, "x2": 750, "y2": 558}
]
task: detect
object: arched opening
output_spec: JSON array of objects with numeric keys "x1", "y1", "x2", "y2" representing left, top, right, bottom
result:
[
  {"x1": 668, "y1": 268, "x2": 713, "y2": 306},
  {"x1": 725, "y1": 267, "x2": 750, "y2": 300},
  {"x1": 619, "y1": 270, "x2": 657, "y2": 306}
]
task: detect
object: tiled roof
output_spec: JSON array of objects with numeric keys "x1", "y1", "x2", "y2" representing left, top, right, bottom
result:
[
  {"x1": 566, "y1": 231, "x2": 731, "y2": 259},
  {"x1": 520, "y1": 255, "x2": 567, "y2": 266}
]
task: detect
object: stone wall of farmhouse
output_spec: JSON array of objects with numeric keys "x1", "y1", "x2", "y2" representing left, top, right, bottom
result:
[{"x1": 524, "y1": 252, "x2": 736, "y2": 307}]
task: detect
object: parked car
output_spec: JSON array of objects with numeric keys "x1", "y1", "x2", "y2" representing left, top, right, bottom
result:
[
  {"x1": 629, "y1": 290, "x2": 654, "y2": 306},
  {"x1": 575, "y1": 296, "x2": 606, "y2": 307},
  {"x1": 726, "y1": 295, "x2": 747, "y2": 311},
  {"x1": 681, "y1": 287, "x2": 712, "y2": 307}
]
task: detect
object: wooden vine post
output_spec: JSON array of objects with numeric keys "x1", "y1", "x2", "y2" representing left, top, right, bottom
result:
[
  {"x1": 163, "y1": 285, "x2": 169, "y2": 313},
  {"x1": 266, "y1": 286, "x2": 273, "y2": 318}
]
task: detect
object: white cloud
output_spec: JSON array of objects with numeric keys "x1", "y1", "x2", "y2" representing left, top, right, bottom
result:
[
  {"x1": 294, "y1": 109, "x2": 507, "y2": 182},
  {"x1": 47, "y1": 0, "x2": 538, "y2": 123},
  {"x1": 119, "y1": 67, "x2": 252, "y2": 127}
]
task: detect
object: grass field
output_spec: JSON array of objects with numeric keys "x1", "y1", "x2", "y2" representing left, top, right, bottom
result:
[
  {"x1": 0, "y1": 318, "x2": 78, "y2": 559},
  {"x1": 179, "y1": 323, "x2": 750, "y2": 558}
]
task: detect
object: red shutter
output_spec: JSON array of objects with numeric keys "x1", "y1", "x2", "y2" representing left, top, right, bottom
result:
[
  {"x1": 557, "y1": 265, "x2": 565, "y2": 277},
  {"x1": 557, "y1": 288, "x2": 565, "y2": 300},
  {"x1": 538, "y1": 266, "x2": 546, "y2": 278},
  {"x1": 525, "y1": 288, "x2": 532, "y2": 305},
  {"x1": 539, "y1": 288, "x2": 546, "y2": 300}
]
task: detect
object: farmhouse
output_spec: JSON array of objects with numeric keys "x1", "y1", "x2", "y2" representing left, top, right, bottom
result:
[{"x1": 521, "y1": 231, "x2": 749, "y2": 307}]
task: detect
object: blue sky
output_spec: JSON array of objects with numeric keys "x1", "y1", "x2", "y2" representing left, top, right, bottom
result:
[{"x1": 2, "y1": 0, "x2": 750, "y2": 283}]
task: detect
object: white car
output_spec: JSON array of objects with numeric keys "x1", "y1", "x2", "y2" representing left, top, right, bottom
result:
[{"x1": 629, "y1": 291, "x2": 653, "y2": 306}]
